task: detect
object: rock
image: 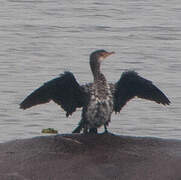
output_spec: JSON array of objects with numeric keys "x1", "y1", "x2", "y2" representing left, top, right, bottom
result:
[{"x1": 0, "y1": 133, "x2": 181, "y2": 180}]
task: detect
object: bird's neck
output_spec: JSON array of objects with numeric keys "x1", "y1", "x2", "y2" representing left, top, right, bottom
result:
[
  {"x1": 90, "y1": 62, "x2": 102, "y2": 81},
  {"x1": 90, "y1": 56, "x2": 108, "y2": 85},
  {"x1": 93, "y1": 67, "x2": 101, "y2": 82},
  {"x1": 91, "y1": 65, "x2": 108, "y2": 90},
  {"x1": 93, "y1": 68, "x2": 110, "y2": 99},
  {"x1": 90, "y1": 56, "x2": 102, "y2": 79},
  {"x1": 90, "y1": 59, "x2": 110, "y2": 99}
]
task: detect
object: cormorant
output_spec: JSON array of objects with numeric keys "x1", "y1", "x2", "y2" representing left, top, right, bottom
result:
[{"x1": 20, "y1": 50, "x2": 170, "y2": 134}]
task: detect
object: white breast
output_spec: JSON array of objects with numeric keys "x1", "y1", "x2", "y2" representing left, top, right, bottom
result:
[{"x1": 85, "y1": 89, "x2": 113, "y2": 129}]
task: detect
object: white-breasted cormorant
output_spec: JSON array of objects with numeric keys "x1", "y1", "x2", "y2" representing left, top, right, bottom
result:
[{"x1": 20, "y1": 50, "x2": 170, "y2": 133}]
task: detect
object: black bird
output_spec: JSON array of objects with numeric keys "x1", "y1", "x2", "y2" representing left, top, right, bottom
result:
[{"x1": 20, "y1": 50, "x2": 170, "y2": 134}]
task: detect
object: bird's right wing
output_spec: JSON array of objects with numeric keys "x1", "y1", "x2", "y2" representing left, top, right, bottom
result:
[
  {"x1": 113, "y1": 71, "x2": 170, "y2": 113},
  {"x1": 20, "y1": 72, "x2": 86, "y2": 117}
]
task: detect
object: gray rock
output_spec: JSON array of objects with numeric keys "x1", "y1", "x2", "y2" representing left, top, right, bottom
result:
[{"x1": 0, "y1": 133, "x2": 181, "y2": 180}]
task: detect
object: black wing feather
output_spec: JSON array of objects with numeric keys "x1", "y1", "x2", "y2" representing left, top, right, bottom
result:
[
  {"x1": 20, "y1": 72, "x2": 86, "y2": 117},
  {"x1": 114, "y1": 71, "x2": 170, "y2": 112}
]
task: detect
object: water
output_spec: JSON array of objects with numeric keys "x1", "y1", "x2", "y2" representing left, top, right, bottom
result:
[{"x1": 0, "y1": 0, "x2": 181, "y2": 142}]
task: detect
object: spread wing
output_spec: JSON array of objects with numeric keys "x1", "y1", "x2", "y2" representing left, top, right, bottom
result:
[
  {"x1": 113, "y1": 71, "x2": 170, "y2": 112},
  {"x1": 20, "y1": 72, "x2": 86, "y2": 117}
]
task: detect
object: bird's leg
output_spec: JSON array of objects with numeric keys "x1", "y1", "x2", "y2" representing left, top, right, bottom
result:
[
  {"x1": 83, "y1": 123, "x2": 88, "y2": 134},
  {"x1": 103, "y1": 124, "x2": 108, "y2": 133},
  {"x1": 89, "y1": 128, "x2": 98, "y2": 134}
]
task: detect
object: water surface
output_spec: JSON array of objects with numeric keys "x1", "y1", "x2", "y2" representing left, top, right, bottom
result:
[{"x1": 0, "y1": 0, "x2": 181, "y2": 142}]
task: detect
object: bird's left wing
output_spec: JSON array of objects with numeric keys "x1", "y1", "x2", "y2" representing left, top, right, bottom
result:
[
  {"x1": 113, "y1": 71, "x2": 170, "y2": 113},
  {"x1": 20, "y1": 72, "x2": 86, "y2": 117}
]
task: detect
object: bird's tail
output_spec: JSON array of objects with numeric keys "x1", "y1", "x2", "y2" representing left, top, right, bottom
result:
[{"x1": 72, "y1": 120, "x2": 84, "y2": 133}]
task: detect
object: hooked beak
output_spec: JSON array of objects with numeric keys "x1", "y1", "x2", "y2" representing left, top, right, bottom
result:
[
  {"x1": 108, "y1": 51, "x2": 115, "y2": 56},
  {"x1": 104, "y1": 51, "x2": 115, "y2": 58}
]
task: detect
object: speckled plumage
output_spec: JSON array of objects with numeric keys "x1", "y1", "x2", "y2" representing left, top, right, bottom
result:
[
  {"x1": 20, "y1": 50, "x2": 170, "y2": 134},
  {"x1": 81, "y1": 50, "x2": 114, "y2": 132},
  {"x1": 82, "y1": 78, "x2": 113, "y2": 131}
]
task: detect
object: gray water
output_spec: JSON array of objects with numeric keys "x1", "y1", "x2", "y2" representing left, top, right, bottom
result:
[{"x1": 0, "y1": 0, "x2": 181, "y2": 142}]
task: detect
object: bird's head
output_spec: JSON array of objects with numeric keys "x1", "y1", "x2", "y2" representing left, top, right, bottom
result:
[
  {"x1": 90, "y1": 49, "x2": 115, "y2": 63},
  {"x1": 89, "y1": 49, "x2": 115, "y2": 76}
]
